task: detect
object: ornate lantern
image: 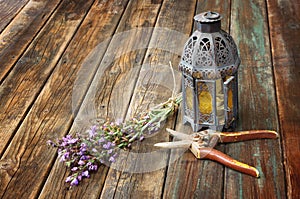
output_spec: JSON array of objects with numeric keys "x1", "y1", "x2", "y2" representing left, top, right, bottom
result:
[{"x1": 179, "y1": 11, "x2": 240, "y2": 131}]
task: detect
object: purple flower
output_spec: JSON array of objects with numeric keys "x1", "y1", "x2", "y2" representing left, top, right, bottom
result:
[
  {"x1": 47, "y1": 140, "x2": 56, "y2": 147},
  {"x1": 70, "y1": 178, "x2": 79, "y2": 186},
  {"x1": 82, "y1": 170, "x2": 90, "y2": 178},
  {"x1": 59, "y1": 156, "x2": 65, "y2": 162},
  {"x1": 103, "y1": 142, "x2": 113, "y2": 149},
  {"x1": 109, "y1": 153, "x2": 118, "y2": 163},
  {"x1": 71, "y1": 167, "x2": 78, "y2": 171},
  {"x1": 88, "y1": 164, "x2": 98, "y2": 171},
  {"x1": 62, "y1": 135, "x2": 78, "y2": 144},
  {"x1": 115, "y1": 118, "x2": 123, "y2": 125},
  {"x1": 88, "y1": 125, "x2": 97, "y2": 138},
  {"x1": 139, "y1": 136, "x2": 145, "y2": 141},
  {"x1": 60, "y1": 141, "x2": 67, "y2": 147},
  {"x1": 62, "y1": 135, "x2": 71, "y2": 142},
  {"x1": 64, "y1": 152, "x2": 70, "y2": 158},
  {"x1": 109, "y1": 156, "x2": 115, "y2": 162},
  {"x1": 98, "y1": 137, "x2": 105, "y2": 143},
  {"x1": 69, "y1": 138, "x2": 78, "y2": 144},
  {"x1": 80, "y1": 155, "x2": 88, "y2": 160},
  {"x1": 78, "y1": 160, "x2": 85, "y2": 165},
  {"x1": 108, "y1": 149, "x2": 113, "y2": 154},
  {"x1": 80, "y1": 142, "x2": 87, "y2": 148},
  {"x1": 93, "y1": 165, "x2": 98, "y2": 170},
  {"x1": 59, "y1": 152, "x2": 69, "y2": 162},
  {"x1": 65, "y1": 176, "x2": 73, "y2": 183}
]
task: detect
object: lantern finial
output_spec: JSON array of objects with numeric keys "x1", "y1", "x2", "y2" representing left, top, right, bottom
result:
[{"x1": 194, "y1": 11, "x2": 222, "y2": 33}]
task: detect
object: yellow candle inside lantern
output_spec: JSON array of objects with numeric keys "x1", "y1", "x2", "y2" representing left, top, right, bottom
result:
[
  {"x1": 197, "y1": 80, "x2": 225, "y2": 124},
  {"x1": 228, "y1": 89, "x2": 233, "y2": 110},
  {"x1": 198, "y1": 91, "x2": 212, "y2": 114}
]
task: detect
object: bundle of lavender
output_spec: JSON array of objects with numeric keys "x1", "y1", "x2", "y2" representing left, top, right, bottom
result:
[{"x1": 48, "y1": 93, "x2": 182, "y2": 187}]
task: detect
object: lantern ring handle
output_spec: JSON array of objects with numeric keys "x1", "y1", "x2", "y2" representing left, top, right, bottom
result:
[{"x1": 204, "y1": 11, "x2": 220, "y2": 20}]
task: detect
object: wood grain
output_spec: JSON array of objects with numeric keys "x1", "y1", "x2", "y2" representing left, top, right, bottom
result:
[
  {"x1": 99, "y1": 0, "x2": 198, "y2": 198},
  {"x1": 0, "y1": 0, "x2": 295, "y2": 198},
  {"x1": 31, "y1": 0, "x2": 131, "y2": 198},
  {"x1": 68, "y1": 0, "x2": 165, "y2": 198},
  {"x1": 39, "y1": 0, "x2": 166, "y2": 198},
  {"x1": 0, "y1": 0, "x2": 62, "y2": 83},
  {"x1": 0, "y1": 0, "x2": 95, "y2": 198},
  {"x1": 0, "y1": 0, "x2": 93, "y2": 157},
  {"x1": 266, "y1": 0, "x2": 300, "y2": 198},
  {"x1": 162, "y1": 1, "x2": 230, "y2": 198},
  {"x1": 0, "y1": 0, "x2": 29, "y2": 33},
  {"x1": 224, "y1": 0, "x2": 286, "y2": 198}
]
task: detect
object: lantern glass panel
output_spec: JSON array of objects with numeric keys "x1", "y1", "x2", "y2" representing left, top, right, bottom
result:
[
  {"x1": 224, "y1": 76, "x2": 235, "y2": 126},
  {"x1": 197, "y1": 81, "x2": 214, "y2": 124},
  {"x1": 185, "y1": 86, "x2": 194, "y2": 111},
  {"x1": 198, "y1": 84, "x2": 212, "y2": 115},
  {"x1": 216, "y1": 79, "x2": 225, "y2": 125},
  {"x1": 184, "y1": 76, "x2": 194, "y2": 113}
]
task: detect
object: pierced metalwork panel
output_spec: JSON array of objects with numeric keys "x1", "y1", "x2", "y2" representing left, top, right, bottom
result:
[
  {"x1": 224, "y1": 76, "x2": 236, "y2": 127},
  {"x1": 214, "y1": 36, "x2": 232, "y2": 66},
  {"x1": 183, "y1": 76, "x2": 194, "y2": 118},
  {"x1": 181, "y1": 36, "x2": 197, "y2": 65},
  {"x1": 179, "y1": 28, "x2": 240, "y2": 80},
  {"x1": 220, "y1": 30, "x2": 239, "y2": 61},
  {"x1": 195, "y1": 37, "x2": 214, "y2": 67}
]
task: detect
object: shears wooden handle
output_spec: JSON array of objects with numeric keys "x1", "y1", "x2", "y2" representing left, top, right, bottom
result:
[
  {"x1": 190, "y1": 130, "x2": 278, "y2": 177},
  {"x1": 219, "y1": 130, "x2": 278, "y2": 143},
  {"x1": 191, "y1": 145, "x2": 259, "y2": 177}
]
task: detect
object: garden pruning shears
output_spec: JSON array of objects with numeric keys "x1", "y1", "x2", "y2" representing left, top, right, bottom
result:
[{"x1": 154, "y1": 128, "x2": 278, "y2": 177}]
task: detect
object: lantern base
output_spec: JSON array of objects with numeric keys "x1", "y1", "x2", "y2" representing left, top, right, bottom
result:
[{"x1": 183, "y1": 116, "x2": 224, "y2": 132}]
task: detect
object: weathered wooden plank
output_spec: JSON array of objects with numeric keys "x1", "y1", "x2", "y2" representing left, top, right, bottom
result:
[
  {"x1": 0, "y1": 0, "x2": 62, "y2": 83},
  {"x1": 64, "y1": 0, "x2": 165, "y2": 198},
  {"x1": 38, "y1": 0, "x2": 169, "y2": 198},
  {"x1": 0, "y1": 0, "x2": 29, "y2": 33},
  {"x1": 224, "y1": 0, "x2": 286, "y2": 198},
  {"x1": 0, "y1": 0, "x2": 290, "y2": 198},
  {"x1": 99, "y1": 0, "x2": 199, "y2": 198},
  {"x1": 162, "y1": 1, "x2": 231, "y2": 198},
  {"x1": 39, "y1": 1, "x2": 131, "y2": 197},
  {"x1": 0, "y1": 0, "x2": 96, "y2": 197},
  {"x1": 266, "y1": 0, "x2": 300, "y2": 198},
  {"x1": 0, "y1": 0, "x2": 93, "y2": 157}
]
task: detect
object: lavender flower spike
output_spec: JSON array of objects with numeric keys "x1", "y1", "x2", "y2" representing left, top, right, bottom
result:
[
  {"x1": 88, "y1": 125, "x2": 98, "y2": 138},
  {"x1": 103, "y1": 142, "x2": 113, "y2": 149},
  {"x1": 109, "y1": 156, "x2": 116, "y2": 163},
  {"x1": 82, "y1": 170, "x2": 90, "y2": 178},
  {"x1": 70, "y1": 178, "x2": 79, "y2": 186},
  {"x1": 65, "y1": 176, "x2": 73, "y2": 183},
  {"x1": 78, "y1": 160, "x2": 85, "y2": 165}
]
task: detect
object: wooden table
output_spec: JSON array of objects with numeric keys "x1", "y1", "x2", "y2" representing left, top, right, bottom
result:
[{"x1": 0, "y1": 0, "x2": 299, "y2": 198}]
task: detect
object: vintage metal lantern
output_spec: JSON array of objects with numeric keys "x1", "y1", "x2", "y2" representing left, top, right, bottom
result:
[{"x1": 179, "y1": 11, "x2": 240, "y2": 131}]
